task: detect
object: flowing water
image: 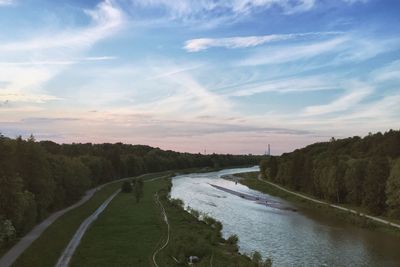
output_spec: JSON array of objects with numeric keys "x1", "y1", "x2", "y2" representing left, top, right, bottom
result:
[{"x1": 171, "y1": 166, "x2": 400, "y2": 267}]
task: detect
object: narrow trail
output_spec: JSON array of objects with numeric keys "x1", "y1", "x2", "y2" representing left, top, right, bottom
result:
[
  {"x1": 55, "y1": 189, "x2": 121, "y2": 267},
  {"x1": 256, "y1": 175, "x2": 400, "y2": 230},
  {"x1": 152, "y1": 193, "x2": 170, "y2": 267}
]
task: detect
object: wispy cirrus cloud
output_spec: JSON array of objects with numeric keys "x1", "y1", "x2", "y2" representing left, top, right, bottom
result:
[
  {"x1": 302, "y1": 81, "x2": 373, "y2": 116},
  {"x1": 0, "y1": 0, "x2": 124, "y2": 108},
  {"x1": 0, "y1": 0, "x2": 14, "y2": 6},
  {"x1": 184, "y1": 32, "x2": 341, "y2": 52},
  {"x1": 130, "y1": 0, "x2": 368, "y2": 24},
  {"x1": 228, "y1": 75, "x2": 339, "y2": 97},
  {"x1": 238, "y1": 34, "x2": 400, "y2": 66},
  {"x1": 0, "y1": 1, "x2": 124, "y2": 52},
  {"x1": 0, "y1": 56, "x2": 116, "y2": 66}
]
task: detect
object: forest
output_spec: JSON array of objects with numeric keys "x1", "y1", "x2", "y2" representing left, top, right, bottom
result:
[
  {"x1": 0, "y1": 134, "x2": 261, "y2": 247},
  {"x1": 260, "y1": 129, "x2": 400, "y2": 220}
]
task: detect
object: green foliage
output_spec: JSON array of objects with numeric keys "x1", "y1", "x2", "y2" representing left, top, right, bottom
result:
[
  {"x1": 187, "y1": 206, "x2": 200, "y2": 219},
  {"x1": 226, "y1": 234, "x2": 239, "y2": 246},
  {"x1": 363, "y1": 156, "x2": 390, "y2": 215},
  {"x1": 170, "y1": 198, "x2": 184, "y2": 208},
  {"x1": 386, "y1": 159, "x2": 400, "y2": 219},
  {"x1": 0, "y1": 218, "x2": 16, "y2": 248},
  {"x1": 252, "y1": 251, "x2": 262, "y2": 264},
  {"x1": 121, "y1": 181, "x2": 132, "y2": 193},
  {"x1": 260, "y1": 130, "x2": 400, "y2": 219},
  {"x1": 133, "y1": 178, "x2": 144, "y2": 203}
]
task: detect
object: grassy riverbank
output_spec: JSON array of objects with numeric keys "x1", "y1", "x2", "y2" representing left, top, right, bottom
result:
[
  {"x1": 237, "y1": 172, "x2": 400, "y2": 236},
  {"x1": 71, "y1": 175, "x2": 258, "y2": 267}
]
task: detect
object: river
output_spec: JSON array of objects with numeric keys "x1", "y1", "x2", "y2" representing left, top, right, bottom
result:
[{"x1": 170, "y1": 166, "x2": 400, "y2": 267}]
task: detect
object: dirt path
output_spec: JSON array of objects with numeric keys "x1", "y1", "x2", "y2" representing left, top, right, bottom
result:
[
  {"x1": 55, "y1": 189, "x2": 121, "y2": 267},
  {"x1": 152, "y1": 193, "x2": 170, "y2": 267},
  {"x1": 256, "y1": 175, "x2": 400, "y2": 230}
]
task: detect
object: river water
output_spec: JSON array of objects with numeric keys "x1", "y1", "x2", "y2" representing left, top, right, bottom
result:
[{"x1": 170, "y1": 166, "x2": 400, "y2": 267}]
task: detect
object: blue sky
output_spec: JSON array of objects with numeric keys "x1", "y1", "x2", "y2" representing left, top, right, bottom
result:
[{"x1": 0, "y1": 0, "x2": 399, "y2": 154}]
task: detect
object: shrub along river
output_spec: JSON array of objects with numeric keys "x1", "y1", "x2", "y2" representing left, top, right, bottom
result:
[{"x1": 171, "y1": 166, "x2": 400, "y2": 266}]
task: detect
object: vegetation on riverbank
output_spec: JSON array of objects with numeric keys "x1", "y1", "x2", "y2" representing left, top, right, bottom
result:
[
  {"x1": 71, "y1": 175, "x2": 269, "y2": 267},
  {"x1": 156, "y1": 180, "x2": 269, "y2": 267},
  {"x1": 237, "y1": 172, "x2": 400, "y2": 235},
  {"x1": 0, "y1": 134, "x2": 262, "y2": 249},
  {"x1": 260, "y1": 130, "x2": 400, "y2": 220}
]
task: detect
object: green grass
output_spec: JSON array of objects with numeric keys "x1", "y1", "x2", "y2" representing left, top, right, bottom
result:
[
  {"x1": 12, "y1": 181, "x2": 124, "y2": 267},
  {"x1": 237, "y1": 172, "x2": 400, "y2": 236},
  {"x1": 157, "y1": 192, "x2": 256, "y2": 267},
  {"x1": 70, "y1": 176, "x2": 257, "y2": 267},
  {"x1": 70, "y1": 177, "x2": 168, "y2": 267}
]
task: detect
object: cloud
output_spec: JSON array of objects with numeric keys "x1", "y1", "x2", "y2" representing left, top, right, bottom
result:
[
  {"x1": 0, "y1": 56, "x2": 116, "y2": 66},
  {"x1": 0, "y1": 0, "x2": 124, "y2": 108},
  {"x1": 0, "y1": 92, "x2": 61, "y2": 103},
  {"x1": 302, "y1": 81, "x2": 373, "y2": 116},
  {"x1": 228, "y1": 75, "x2": 339, "y2": 97},
  {"x1": 184, "y1": 32, "x2": 341, "y2": 52},
  {"x1": 239, "y1": 34, "x2": 400, "y2": 67},
  {"x1": 130, "y1": 0, "x2": 368, "y2": 24},
  {"x1": 0, "y1": 1, "x2": 124, "y2": 52},
  {"x1": 239, "y1": 36, "x2": 348, "y2": 66},
  {"x1": 371, "y1": 60, "x2": 400, "y2": 82},
  {"x1": 0, "y1": 0, "x2": 13, "y2": 6}
]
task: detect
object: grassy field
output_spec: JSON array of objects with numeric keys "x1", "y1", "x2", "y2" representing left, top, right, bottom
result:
[
  {"x1": 237, "y1": 172, "x2": 400, "y2": 235},
  {"x1": 70, "y1": 176, "x2": 259, "y2": 267},
  {"x1": 70, "y1": 177, "x2": 168, "y2": 266}
]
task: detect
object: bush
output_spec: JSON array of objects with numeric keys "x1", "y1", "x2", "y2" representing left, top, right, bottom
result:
[
  {"x1": 170, "y1": 198, "x2": 184, "y2": 208},
  {"x1": 121, "y1": 181, "x2": 132, "y2": 193},
  {"x1": 226, "y1": 234, "x2": 239, "y2": 246}
]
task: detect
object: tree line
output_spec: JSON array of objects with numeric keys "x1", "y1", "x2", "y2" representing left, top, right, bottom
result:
[
  {"x1": 0, "y1": 134, "x2": 261, "y2": 248},
  {"x1": 260, "y1": 129, "x2": 400, "y2": 219}
]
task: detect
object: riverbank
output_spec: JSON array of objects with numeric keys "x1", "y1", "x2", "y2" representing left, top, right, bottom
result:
[
  {"x1": 235, "y1": 172, "x2": 400, "y2": 237},
  {"x1": 235, "y1": 172, "x2": 400, "y2": 235},
  {"x1": 70, "y1": 176, "x2": 259, "y2": 266}
]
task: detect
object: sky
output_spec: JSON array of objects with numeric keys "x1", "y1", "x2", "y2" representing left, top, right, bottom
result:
[{"x1": 0, "y1": 0, "x2": 399, "y2": 155}]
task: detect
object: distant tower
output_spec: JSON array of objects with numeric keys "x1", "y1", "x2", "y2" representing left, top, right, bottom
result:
[{"x1": 268, "y1": 144, "x2": 271, "y2": 156}]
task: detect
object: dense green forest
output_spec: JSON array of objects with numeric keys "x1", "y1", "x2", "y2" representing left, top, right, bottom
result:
[
  {"x1": 0, "y1": 134, "x2": 261, "y2": 247},
  {"x1": 260, "y1": 130, "x2": 400, "y2": 220}
]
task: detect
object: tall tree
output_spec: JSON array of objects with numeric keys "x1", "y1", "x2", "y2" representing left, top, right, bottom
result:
[
  {"x1": 363, "y1": 156, "x2": 390, "y2": 215},
  {"x1": 386, "y1": 159, "x2": 400, "y2": 218}
]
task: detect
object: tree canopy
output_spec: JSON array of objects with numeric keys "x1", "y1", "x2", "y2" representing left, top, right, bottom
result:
[{"x1": 260, "y1": 129, "x2": 400, "y2": 218}]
